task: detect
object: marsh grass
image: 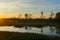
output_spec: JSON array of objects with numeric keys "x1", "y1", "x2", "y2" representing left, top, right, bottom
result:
[{"x1": 0, "y1": 31, "x2": 60, "y2": 40}]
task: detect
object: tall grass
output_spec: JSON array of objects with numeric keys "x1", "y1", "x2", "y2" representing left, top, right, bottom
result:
[{"x1": 0, "y1": 31, "x2": 60, "y2": 40}]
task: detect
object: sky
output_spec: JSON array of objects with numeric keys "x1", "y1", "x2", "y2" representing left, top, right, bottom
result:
[{"x1": 0, "y1": 0, "x2": 60, "y2": 18}]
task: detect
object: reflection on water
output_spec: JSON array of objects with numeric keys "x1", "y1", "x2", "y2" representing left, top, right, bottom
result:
[{"x1": 0, "y1": 26, "x2": 60, "y2": 36}]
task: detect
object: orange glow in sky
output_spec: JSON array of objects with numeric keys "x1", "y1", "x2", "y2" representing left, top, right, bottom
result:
[
  {"x1": 0, "y1": 0, "x2": 59, "y2": 19},
  {"x1": 0, "y1": 11, "x2": 53, "y2": 19}
]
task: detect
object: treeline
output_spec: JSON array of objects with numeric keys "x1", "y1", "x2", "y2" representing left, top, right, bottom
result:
[
  {"x1": 15, "y1": 11, "x2": 60, "y2": 20},
  {"x1": 0, "y1": 12, "x2": 60, "y2": 28}
]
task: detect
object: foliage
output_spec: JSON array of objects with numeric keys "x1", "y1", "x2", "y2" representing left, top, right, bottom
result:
[
  {"x1": 0, "y1": 31, "x2": 60, "y2": 40},
  {"x1": 55, "y1": 12, "x2": 60, "y2": 19}
]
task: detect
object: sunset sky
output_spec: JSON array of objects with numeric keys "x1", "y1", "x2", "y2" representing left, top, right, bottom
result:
[{"x1": 0, "y1": 0, "x2": 60, "y2": 18}]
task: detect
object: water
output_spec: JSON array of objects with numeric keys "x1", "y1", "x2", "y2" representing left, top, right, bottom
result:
[{"x1": 0, "y1": 26, "x2": 60, "y2": 36}]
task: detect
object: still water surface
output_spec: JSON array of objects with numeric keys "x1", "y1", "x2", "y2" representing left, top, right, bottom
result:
[{"x1": 0, "y1": 26, "x2": 60, "y2": 36}]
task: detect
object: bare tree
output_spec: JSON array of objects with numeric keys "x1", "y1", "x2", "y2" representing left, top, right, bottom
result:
[
  {"x1": 49, "y1": 12, "x2": 54, "y2": 19},
  {"x1": 19, "y1": 14, "x2": 22, "y2": 19},
  {"x1": 41, "y1": 11, "x2": 43, "y2": 19},
  {"x1": 29, "y1": 14, "x2": 32, "y2": 19}
]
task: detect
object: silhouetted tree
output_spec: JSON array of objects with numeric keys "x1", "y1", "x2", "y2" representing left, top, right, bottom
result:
[
  {"x1": 19, "y1": 14, "x2": 22, "y2": 19},
  {"x1": 43, "y1": 16, "x2": 45, "y2": 19},
  {"x1": 55, "y1": 12, "x2": 60, "y2": 19},
  {"x1": 41, "y1": 11, "x2": 43, "y2": 19},
  {"x1": 29, "y1": 14, "x2": 32, "y2": 19},
  {"x1": 49, "y1": 12, "x2": 54, "y2": 19},
  {"x1": 25, "y1": 13, "x2": 29, "y2": 19}
]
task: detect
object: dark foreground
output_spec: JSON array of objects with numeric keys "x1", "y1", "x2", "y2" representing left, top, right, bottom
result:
[{"x1": 0, "y1": 31, "x2": 60, "y2": 40}]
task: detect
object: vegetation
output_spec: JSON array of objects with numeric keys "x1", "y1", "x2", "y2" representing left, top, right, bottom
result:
[
  {"x1": 0, "y1": 31, "x2": 60, "y2": 40},
  {"x1": 55, "y1": 12, "x2": 60, "y2": 19},
  {"x1": 0, "y1": 12, "x2": 60, "y2": 28},
  {"x1": 0, "y1": 12, "x2": 60, "y2": 40},
  {"x1": 0, "y1": 18, "x2": 60, "y2": 28}
]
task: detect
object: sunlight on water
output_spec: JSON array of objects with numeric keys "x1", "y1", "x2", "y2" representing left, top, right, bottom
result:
[{"x1": 0, "y1": 26, "x2": 20, "y2": 32}]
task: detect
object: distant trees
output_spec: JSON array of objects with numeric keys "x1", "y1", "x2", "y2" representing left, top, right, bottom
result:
[
  {"x1": 25, "y1": 13, "x2": 32, "y2": 19},
  {"x1": 55, "y1": 12, "x2": 60, "y2": 19},
  {"x1": 18, "y1": 11, "x2": 60, "y2": 19},
  {"x1": 49, "y1": 12, "x2": 54, "y2": 19},
  {"x1": 41, "y1": 11, "x2": 43, "y2": 19},
  {"x1": 40, "y1": 11, "x2": 45, "y2": 19},
  {"x1": 29, "y1": 14, "x2": 32, "y2": 19},
  {"x1": 19, "y1": 14, "x2": 22, "y2": 18},
  {"x1": 25, "y1": 13, "x2": 29, "y2": 19}
]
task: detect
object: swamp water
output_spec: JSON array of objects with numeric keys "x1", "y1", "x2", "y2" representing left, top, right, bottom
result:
[{"x1": 0, "y1": 26, "x2": 60, "y2": 36}]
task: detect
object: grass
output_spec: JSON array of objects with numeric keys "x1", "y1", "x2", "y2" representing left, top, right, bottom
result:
[
  {"x1": 0, "y1": 19, "x2": 60, "y2": 40},
  {"x1": 0, "y1": 18, "x2": 60, "y2": 28},
  {"x1": 0, "y1": 31, "x2": 60, "y2": 40}
]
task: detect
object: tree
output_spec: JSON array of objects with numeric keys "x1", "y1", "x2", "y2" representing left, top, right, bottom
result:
[
  {"x1": 41, "y1": 11, "x2": 43, "y2": 19},
  {"x1": 55, "y1": 12, "x2": 60, "y2": 19},
  {"x1": 19, "y1": 14, "x2": 22, "y2": 19},
  {"x1": 49, "y1": 12, "x2": 54, "y2": 19},
  {"x1": 25, "y1": 13, "x2": 29, "y2": 19},
  {"x1": 29, "y1": 14, "x2": 31, "y2": 18}
]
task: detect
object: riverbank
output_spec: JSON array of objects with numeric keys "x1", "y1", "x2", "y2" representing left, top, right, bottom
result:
[
  {"x1": 0, "y1": 18, "x2": 60, "y2": 28},
  {"x1": 0, "y1": 31, "x2": 60, "y2": 40},
  {"x1": 0, "y1": 26, "x2": 59, "y2": 36}
]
